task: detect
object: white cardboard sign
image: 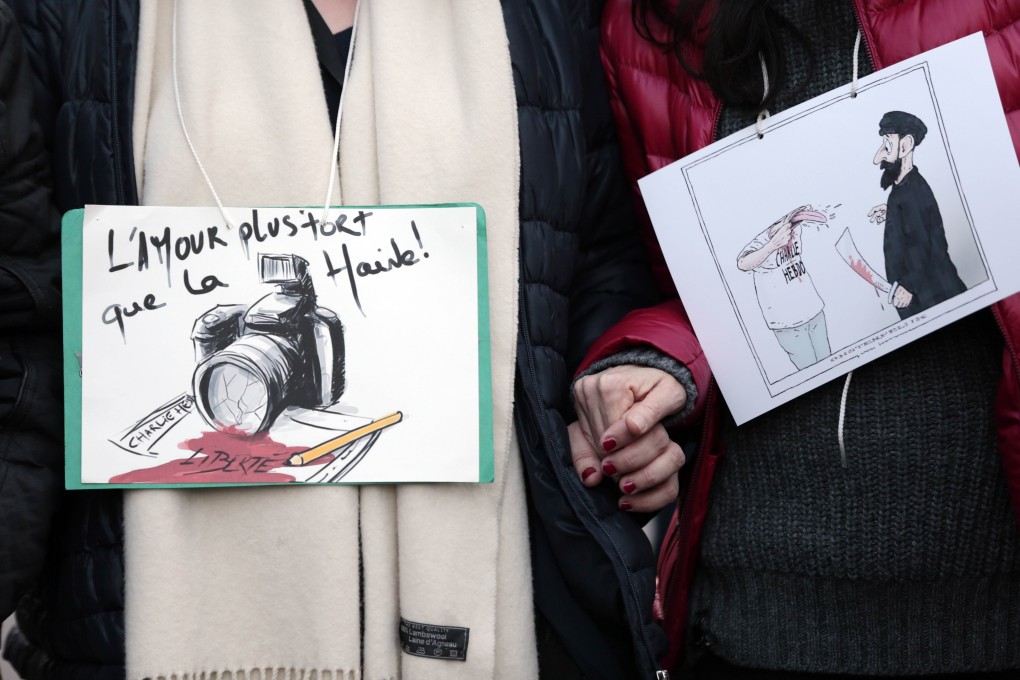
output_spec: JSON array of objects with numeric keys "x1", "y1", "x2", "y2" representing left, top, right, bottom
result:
[
  {"x1": 72, "y1": 203, "x2": 490, "y2": 485},
  {"x1": 639, "y1": 34, "x2": 1020, "y2": 424}
]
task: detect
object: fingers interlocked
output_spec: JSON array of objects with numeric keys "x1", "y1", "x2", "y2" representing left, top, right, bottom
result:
[{"x1": 569, "y1": 365, "x2": 689, "y2": 513}]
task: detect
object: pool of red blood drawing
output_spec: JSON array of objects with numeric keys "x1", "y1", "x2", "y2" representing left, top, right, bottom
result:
[{"x1": 109, "y1": 427, "x2": 335, "y2": 484}]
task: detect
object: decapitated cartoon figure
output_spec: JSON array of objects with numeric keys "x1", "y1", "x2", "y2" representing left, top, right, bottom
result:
[
  {"x1": 737, "y1": 205, "x2": 830, "y2": 370},
  {"x1": 868, "y1": 111, "x2": 966, "y2": 318}
]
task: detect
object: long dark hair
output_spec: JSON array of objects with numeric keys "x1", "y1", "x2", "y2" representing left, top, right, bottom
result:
[{"x1": 632, "y1": 0, "x2": 811, "y2": 112}]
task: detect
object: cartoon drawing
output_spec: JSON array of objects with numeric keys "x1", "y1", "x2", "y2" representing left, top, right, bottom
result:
[
  {"x1": 78, "y1": 204, "x2": 487, "y2": 486},
  {"x1": 102, "y1": 253, "x2": 404, "y2": 484},
  {"x1": 737, "y1": 206, "x2": 831, "y2": 369},
  {"x1": 834, "y1": 228, "x2": 900, "y2": 303},
  {"x1": 191, "y1": 253, "x2": 346, "y2": 435},
  {"x1": 284, "y1": 412, "x2": 402, "y2": 467},
  {"x1": 868, "y1": 111, "x2": 966, "y2": 318}
]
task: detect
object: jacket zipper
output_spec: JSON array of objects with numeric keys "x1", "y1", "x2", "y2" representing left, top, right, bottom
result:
[
  {"x1": 850, "y1": 0, "x2": 878, "y2": 70},
  {"x1": 992, "y1": 305, "x2": 1020, "y2": 392},
  {"x1": 109, "y1": 2, "x2": 125, "y2": 204},
  {"x1": 667, "y1": 381, "x2": 715, "y2": 584},
  {"x1": 517, "y1": 273, "x2": 663, "y2": 678},
  {"x1": 708, "y1": 102, "x2": 723, "y2": 146},
  {"x1": 991, "y1": 303, "x2": 1020, "y2": 533},
  {"x1": 659, "y1": 379, "x2": 718, "y2": 674}
]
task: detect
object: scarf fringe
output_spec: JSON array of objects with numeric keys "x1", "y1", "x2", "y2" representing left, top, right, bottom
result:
[{"x1": 147, "y1": 669, "x2": 370, "y2": 680}]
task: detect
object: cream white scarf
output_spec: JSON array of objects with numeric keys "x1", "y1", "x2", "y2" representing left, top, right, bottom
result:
[{"x1": 125, "y1": 1, "x2": 533, "y2": 678}]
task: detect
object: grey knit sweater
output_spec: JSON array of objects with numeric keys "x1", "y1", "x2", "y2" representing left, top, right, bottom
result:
[{"x1": 688, "y1": 0, "x2": 1020, "y2": 675}]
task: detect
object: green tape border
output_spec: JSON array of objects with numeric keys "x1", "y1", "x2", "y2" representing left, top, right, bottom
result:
[{"x1": 63, "y1": 203, "x2": 494, "y2": 489}]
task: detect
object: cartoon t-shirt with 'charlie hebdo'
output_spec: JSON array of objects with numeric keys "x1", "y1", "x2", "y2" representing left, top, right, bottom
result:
[{"x1": 739, "y1": 223, "x2": 823, "y2": 330}]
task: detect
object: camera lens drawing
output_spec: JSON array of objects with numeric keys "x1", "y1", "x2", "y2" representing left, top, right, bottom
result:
[
  {"x1": 201, "y1": 360, "x2": 270, "y2": 435},
  {"x1": 191, "y1": 253, "x2": 346, "y2": 436}
]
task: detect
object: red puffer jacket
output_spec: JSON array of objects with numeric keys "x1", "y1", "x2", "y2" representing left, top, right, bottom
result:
[{"x1": 585, "y1": 0, "x2": 1020, "y2": 673}]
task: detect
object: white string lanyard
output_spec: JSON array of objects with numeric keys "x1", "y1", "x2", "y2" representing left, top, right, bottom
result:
[
  {"x1": 171, "y1": 0, "x2": 362, "y2": 229},
  {"x1": 756, "y1": 30, "x2": 862, "y2": 139},
  {"x1": 321, "y1": 0, "x2": 363, "y2": 225},
  {"x1": 755, "y1": 31, "x2": 864, "y2": 466},
  {"x1": 837, "y1": 31, "x2": 862, "y2": 467},
  {"x1": 851, "y1": 30, "x2": 863, "y2": 98},
  {"x1": 755, "y1": 53, "x2": 770, "y2": 138},
  {"x1": 837, "y1": 370, "x2": 853, "y2": 468}
]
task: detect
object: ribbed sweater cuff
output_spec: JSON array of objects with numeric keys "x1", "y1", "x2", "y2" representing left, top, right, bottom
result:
[{"x1": 573, "y1": 347, "x2": 697, "y2": 426}]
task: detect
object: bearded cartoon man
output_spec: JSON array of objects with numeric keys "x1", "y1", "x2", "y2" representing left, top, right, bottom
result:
[{"x1": 868, "y1": 111, "x2": 965, "y2": 319}]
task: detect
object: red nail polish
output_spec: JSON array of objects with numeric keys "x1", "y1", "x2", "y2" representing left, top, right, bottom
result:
[
  {"x1": 581, "y1": 467, "x2": 597, "y2": 481},
  {"x1": 602, "y1": 460, "x2": 618, "y2": 476},
  {"x1": 620, "y1": 499, "x2": 632, "y2": 511},
  {"x1": 622, "y1": 480, "x2": 637, "y2": 494},
  {"x1": 602, "y1": 438, "x2": 617, "y2": 452}
]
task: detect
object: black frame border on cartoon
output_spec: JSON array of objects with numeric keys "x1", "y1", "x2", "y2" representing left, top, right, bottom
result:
[{"x1": 680, "y1": 61, "x2": 996, "y2": 397}]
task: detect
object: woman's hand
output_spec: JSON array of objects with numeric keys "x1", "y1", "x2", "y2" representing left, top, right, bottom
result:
[{"x1": 569, "y1": 366, "x2": 688, "y2": 512}]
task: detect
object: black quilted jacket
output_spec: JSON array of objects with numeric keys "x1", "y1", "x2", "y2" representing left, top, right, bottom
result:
[
  {"x1": 4, "y1": 1, "x2": 667, "y2": 677},
  {"x1": 0, "y1": 0, "x2": 63, "y2": 627}
]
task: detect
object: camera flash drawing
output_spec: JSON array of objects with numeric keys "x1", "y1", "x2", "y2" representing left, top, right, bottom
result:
[{"x1": 73, "y1": 203, "x2": 490, "y2": 486}]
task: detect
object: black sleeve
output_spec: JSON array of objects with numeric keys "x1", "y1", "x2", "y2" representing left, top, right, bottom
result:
[
  {"x1": 0, "y1": 0, "x2": 63, "y2": 621},
  {"x1": 4, "y1": 0, "x2": 60, "y2": 157},
  {"x1": 887, "y1": 188, "x2": 931, "y2": 296},
  {"x1": 0, "y1": 0, "x2": 61, "y2": 330},
  {"x1": 564, "y1": 0, "x2": 658, "y2": 373}
]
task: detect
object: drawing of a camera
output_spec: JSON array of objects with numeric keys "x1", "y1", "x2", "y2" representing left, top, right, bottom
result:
[{"x1": 191, "y1": 254, "x2": 345, "y2": 435}]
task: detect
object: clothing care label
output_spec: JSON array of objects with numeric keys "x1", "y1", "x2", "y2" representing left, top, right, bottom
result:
[
  {"x1": 399, "y1": 618, "x2": 469, "y2": 662},
  {"x1": 64, "y1": 204, "x2": 494, "y2": 487},
  {"x1": 639, "y1": 34, "x2": 1020, "y2": 424}
]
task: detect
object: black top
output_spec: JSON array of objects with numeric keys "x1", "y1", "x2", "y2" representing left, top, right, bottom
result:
[
  {"x1": 884, "y1": 166, "x2": 966, "y2": 317},
  {"x1": 302, "y1": 0, "x2": 352, "y2": 133}
]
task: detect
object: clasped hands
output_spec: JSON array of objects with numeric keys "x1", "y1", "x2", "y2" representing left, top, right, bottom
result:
[{"x1": 570, "y1": 365, "x2": 688, "y2": 513}]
